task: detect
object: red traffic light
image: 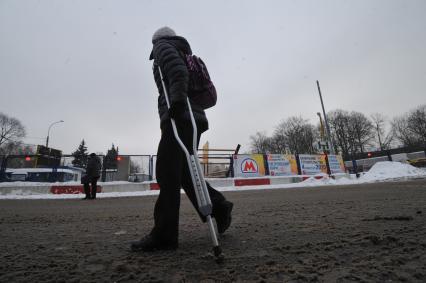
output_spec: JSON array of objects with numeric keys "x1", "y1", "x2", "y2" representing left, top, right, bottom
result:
[
  {"x1": 367, "y1": 152, "x2": 372, "y2": 158},
  {"x1": 25, "y1": 156, "x2": 31, "y2": 161},
  {"x1": 116, "y1": 156, "x2": 122, "y2": 161}
]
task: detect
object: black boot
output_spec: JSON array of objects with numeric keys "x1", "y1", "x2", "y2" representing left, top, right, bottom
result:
[
  {"x1": 130, "y1": 234, "x2": 178, "y2": 252},
  {"x1": 214, "y1": 200, "x2": 234, "y2": 234}
]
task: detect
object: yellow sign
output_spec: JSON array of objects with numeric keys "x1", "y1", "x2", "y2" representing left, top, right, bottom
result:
[
  {"x1": 266, "y1": 154, "x2": 298, "y2": 176},
  {"x1": 202, "y1": 141, "x2": 209, "y2": 164}
]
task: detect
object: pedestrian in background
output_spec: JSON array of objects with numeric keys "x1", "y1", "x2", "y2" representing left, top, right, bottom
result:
[{"x1": 83, "y1": 153, "x2": 101, "y2": 200}]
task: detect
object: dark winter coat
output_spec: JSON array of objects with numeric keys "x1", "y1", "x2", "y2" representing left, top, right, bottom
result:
[
  {"x1": 86, "y1": 156, "x2": 101, "y2": 178},
  {"x1": 149, "y1": 36, "x2": 209, "y2": 132}
]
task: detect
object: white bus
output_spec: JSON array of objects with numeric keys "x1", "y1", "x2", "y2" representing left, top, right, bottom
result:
[{"x1": 5, "y1": 168, "x2": 83, "y2": 182}]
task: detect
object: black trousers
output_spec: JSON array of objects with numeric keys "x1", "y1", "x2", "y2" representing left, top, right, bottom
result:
[
  {"x1": 83, "y1": 177, "x2": 99, "y2": 199},
  {"x1": 151, "y1": 120, "x2": 226, "y2": 244}
]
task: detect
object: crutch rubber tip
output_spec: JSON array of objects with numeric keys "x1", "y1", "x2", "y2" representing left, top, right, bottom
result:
[{"x1": 213, "y1": 246, "x2": 224, "y2": 264}]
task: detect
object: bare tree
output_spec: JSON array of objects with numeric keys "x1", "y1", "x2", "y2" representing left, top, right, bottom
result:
[
  {"x1": 371, "y1": 113, "x2": 393, "y2": 150},
  {"x1": 350, "y1": 111, "x2": 375, "y2": 153},
  {"x1": 328, "y1": 110, "x2": 375, "y2": 159},
  {"x1": 269, "y1": 133, "x2": 288, "y2": 154},
  {"x1": 392, "y1": 105, "x2": 426, "y2": 147},
  {"x1": 392, "y1": 116, "x2": 414, "y2": 147},
  {"x1": 249, "y1": 131, "x2": 271, "y2": 153},
  {"x1": 275, "y1": 116, "x2": 317, "y2": 154},
  {"x1": 370, "y1": 113, "x2": 385, "y2": 150},
  {"x1": 249, "y1": 117, "x2": 318, "y2": 154},
  {"x1": 0, "y1": 113, "x2": 26, "y2": 154},
  {"x1": 328, "y1": 110, "x2": 353, "y2": 158},
  {"x1": 407, "y1": 105, "x2": 426, "y2": 145}
]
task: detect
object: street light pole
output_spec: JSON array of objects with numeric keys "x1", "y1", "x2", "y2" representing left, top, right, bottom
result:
[
  {"x1": 46, "y1": 120, "x2": 64, "y2": 148},
  {"x1": 316, "y1": 112, "x2": 332, "y2": 175},
  {"x1": 316, "y1": 80, "x2": 335, "y2": 155}
]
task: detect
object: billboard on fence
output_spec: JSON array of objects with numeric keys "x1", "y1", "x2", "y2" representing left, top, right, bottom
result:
[
  {"x1": 328, "y1": 154, "x2": 346, "y2": 174},
  {"x1": 299, "y1": 154, "x2": 346, "y2": 175},
  {"x1": 266, "y1": 154, "x2": 298, "y2": 176},
  {"x1": 35, "y1": 145, "x2": 62, "y2": 167},
  {"x1": 233, "y1": 154, "x2": 266, "y2": 178},
  {"x1": 298, "y1": 154, "x2": 327, "y2": 175}
]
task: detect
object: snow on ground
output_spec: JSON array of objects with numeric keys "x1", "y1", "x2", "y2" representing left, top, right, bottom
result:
[
  {"x1": 0, "y1": 181, "x2": 56, "y2": 187},
  {"x1": 0, "y1": 190, "x2": 161, "y2": 200},
  {"x1": 0, "y1": 180, "x2": 143, "y2": 188},
  {"x1": 1, "y1": 161, "x2": 425, "y2": 200}
]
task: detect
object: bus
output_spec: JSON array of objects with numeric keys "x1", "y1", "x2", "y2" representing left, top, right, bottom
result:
[{"x1": 5, "y1": 167, "x2": 83, "y2": 183}]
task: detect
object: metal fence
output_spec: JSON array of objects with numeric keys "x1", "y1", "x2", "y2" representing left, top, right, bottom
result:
[
  {"x1": 344, "y1": 149, "x2": 426, "y2": 173},
  {"x1": 140, "y1": 150, "x2": 235, "y2": 180},
  {"x1": 0, "y1": 152, "x2": 235, "y2": 183}
]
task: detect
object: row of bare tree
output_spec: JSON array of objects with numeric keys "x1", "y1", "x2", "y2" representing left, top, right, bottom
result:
[
  {"x1": 392, "y1": 105, "x2": 426, "y2": 148},
  {"x1": 1, "y1": 104, "x2": 425, "y2": 160},
  {"x1": 250, "y1": 105, "x2": 426, "y2": 159}
]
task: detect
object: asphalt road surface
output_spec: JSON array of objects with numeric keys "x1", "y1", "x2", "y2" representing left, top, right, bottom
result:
[{"x1": 1, "y1": 179, "x2": 425, "y2": 282}]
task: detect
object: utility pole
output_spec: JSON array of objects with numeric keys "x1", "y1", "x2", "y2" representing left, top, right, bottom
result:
[{"x1": 316, "y1": 80, "x2": 335, "y2": 155}]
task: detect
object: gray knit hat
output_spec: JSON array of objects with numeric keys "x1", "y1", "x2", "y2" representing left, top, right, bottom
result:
[{"x1": 152, "y1": 26, "x2": 176, "y2": 43}]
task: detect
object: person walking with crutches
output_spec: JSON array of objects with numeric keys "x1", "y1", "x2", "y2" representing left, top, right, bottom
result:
[{"x1": 131, "y1": 27, "x2": 233, "y2": 254}]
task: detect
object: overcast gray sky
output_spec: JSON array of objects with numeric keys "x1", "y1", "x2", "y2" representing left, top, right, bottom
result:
[{"x1": 1, "y1": 0, "x2": 425, "y2": 155}]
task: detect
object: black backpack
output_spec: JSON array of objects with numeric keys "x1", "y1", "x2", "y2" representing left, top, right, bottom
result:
[{"x1": 184, "y1": 54, "x2": 217, "y2": 109}]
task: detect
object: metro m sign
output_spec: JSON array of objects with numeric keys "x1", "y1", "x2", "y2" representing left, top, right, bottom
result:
[
  {"x1": 233, "y1": 154, "x2": 266, "y2": 178},
  {"x1": 241, "y1": 158, "x2": 258, "y2": 174}
]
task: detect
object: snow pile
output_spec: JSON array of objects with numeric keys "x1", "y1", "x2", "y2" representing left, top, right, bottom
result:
[
  {"x1": 298, "y1": 162, "x2": 426, "y2": 187},
  {"x1": 359, "y1": 161, "x2": 426, "y2": 182},
  {"x1": 301, "y1": 176, "x2": 357, "y2": 187}
]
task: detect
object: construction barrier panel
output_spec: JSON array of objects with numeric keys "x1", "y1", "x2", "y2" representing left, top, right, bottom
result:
[{"x1": 50, "y1": 185, "x2": 102, "y2": 194}]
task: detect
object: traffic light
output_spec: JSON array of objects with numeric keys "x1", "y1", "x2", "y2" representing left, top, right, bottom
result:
[
  {"x1": 367, "y1": 152, "x2": 372, "y2": 158},
  {"x1": 116, "y1": 156, "x2": 122, "y2": 161},
  {"x1": 25, "y1": 156, "x2": 31, "y2": 161}
]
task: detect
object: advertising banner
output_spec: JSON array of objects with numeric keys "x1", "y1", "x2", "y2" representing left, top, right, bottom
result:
[
  {"x1": 233, "y1": 154, "x2": 266, "y2": 178},
  {"x1": 328, "y1": 154, "x2": 346, "y2": 174},
  {"x1": 266, "y1": 154, "x2": 298, "y2": 176},
  {"x1": 35, "y1": 145, "x2": 62, "y2": 167},
  {"x1": 319, "y1": 154, "x2": 328, "y2": 173},
  {"x1": 298, "y1": 154, "x2": 328, "y2": 175}
]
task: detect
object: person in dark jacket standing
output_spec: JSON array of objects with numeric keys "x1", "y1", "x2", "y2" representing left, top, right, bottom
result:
[
  {"x1": 83, "y1": 153, "x2": 101, "y2": 200},
  {"x1": 131, "y1": 27, "x2": 233, "y2": 252}
]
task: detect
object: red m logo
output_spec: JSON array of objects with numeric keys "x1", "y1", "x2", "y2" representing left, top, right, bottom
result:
[{"x1": 241, "y1": 158, "x2": 258, "y2": 173}]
